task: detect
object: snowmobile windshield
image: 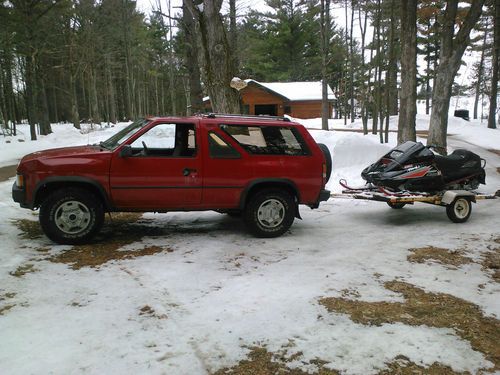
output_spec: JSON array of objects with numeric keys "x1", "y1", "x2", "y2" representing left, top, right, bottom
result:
[{"x1": 387, "y1": 141, "x2": 425, "y2": 165}]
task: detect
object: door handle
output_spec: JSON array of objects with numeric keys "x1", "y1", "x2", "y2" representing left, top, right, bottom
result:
[{"x1": 183, "y1": 168, "x2": 197, "y2": 176}]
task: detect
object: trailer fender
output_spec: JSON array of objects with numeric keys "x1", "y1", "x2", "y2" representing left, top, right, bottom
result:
[{"x1": 441, "y1": 190, "x2": 476, "y2": 205}]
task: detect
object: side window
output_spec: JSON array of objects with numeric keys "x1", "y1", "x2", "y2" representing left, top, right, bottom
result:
[
  {"x1": 208, "y1": 132, "x2": 240, "y2": 159},
  {"x1": 221, "y1": 124, "x2": 308, "y2": 156},
  {"x1": 130, "y1": 123, "x2": 196, "y2": 157}
]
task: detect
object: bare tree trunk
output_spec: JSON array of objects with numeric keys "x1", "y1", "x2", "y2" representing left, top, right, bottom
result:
[
  {"x1": 89, "y1": 68, "x2": 100, "y2": 124},
  {"x1": 182, "y1": 0, "x2": 204, "y2": 114},
  {"x1": 488, "y1": 0, "x2": 499, "y2": 129},
  {"x1": 359, "y1": 5, "x2": 368, "y2": 134},
  {"x1": 38, "y1": 75, "x2": 52, "y2": 135},
  {"x1": 398, "y1": 0, "x2": 417, "y2": 144},
  {"x1": 428, "y1": 0, "x2": 485, "y2": 153},
  {"x1": 387, "y1": 0, "x2": 398, "y2": 116},
  {"x1": 106, "y1": 55, "x2": 117, "y2": 124},
  {"x1": 473, "y1": 30, "x2": 487, "y2": 120},
  {"x1": 425, "y1": 19, "x2": 432, "y2": 115},
  {"x1": 25, "y1": 55, "x2": 37, "y2": 140},
  {"x1": 68, "y1": 70, "x2": 80, "y2": 129},
  {"x1": 166, "y1": 0, "x2": 177, "y2": 116},
  {"x1": 372, "y1": 0, "x2": 381, "y2": 136},
  {"x1": 185, "y1": 0, "x2": 240, "y2": 114},
  {"x1": 349, "y1": 0, "x2": 355, "y2": 122},
  {"x1": 320, "y1": 0, "x2": 331, "y2": 131},
  {"x1": 344, "y1": 0, "x2": 348, "y2": 125},
  {"x1": 229, "y1": 0, "x2": 238, "y2": 74}
]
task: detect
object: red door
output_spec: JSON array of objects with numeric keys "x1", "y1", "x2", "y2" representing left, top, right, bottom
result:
[{"x1": 109, "y1": 122, "x2": 202, "y2": 210}]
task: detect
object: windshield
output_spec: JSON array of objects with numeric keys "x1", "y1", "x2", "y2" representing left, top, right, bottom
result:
[{"x1": 100, "y1": 119, "x2": 150, "y2": 150}]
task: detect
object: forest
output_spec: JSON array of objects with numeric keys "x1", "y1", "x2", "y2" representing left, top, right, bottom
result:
[{"x1": 0, "y1": 0, "x2": 499, "y2": 152}]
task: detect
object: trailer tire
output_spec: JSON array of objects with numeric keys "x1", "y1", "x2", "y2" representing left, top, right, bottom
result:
[
  {"x1": 387, "y1": 202, "x2": 406, "y2": 209},
  {"x1": 446, "y1": 197, "x2": 472, "y2": 223}
]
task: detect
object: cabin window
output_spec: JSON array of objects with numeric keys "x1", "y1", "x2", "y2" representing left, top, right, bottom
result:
[
  {"x1": 208, "y1": 132, "x2": 241, "y2": 159},
  {"x1": 220, "y1": 124, "x2": 309, "y2": 156}
]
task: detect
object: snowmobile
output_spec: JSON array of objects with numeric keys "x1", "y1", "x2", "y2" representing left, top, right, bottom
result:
[{"x1": 360, "y1": 141, "x2": 486, "y2": 193}]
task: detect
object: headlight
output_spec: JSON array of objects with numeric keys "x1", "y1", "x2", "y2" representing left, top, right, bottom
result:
[{"x1": 16, "y1": 174, "x2": 24, "y2": 188}]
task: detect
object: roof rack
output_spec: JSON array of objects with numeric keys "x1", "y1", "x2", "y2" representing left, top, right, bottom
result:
[{"x1": 204, "y1": 113, "x2": 291, "y2": 122}]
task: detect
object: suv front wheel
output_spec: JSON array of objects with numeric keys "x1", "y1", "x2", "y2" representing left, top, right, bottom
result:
[
  {"x1": 244, "y1": 189, "x2": 295, "y2": 238},
  {"x1": 39, "y1": 188, "x2": 104, "y2": 245}
]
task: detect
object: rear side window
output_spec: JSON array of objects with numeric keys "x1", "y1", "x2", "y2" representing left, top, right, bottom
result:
[
  {"x1": 220, "y1": 124, "x2": 309, "y2": 156},
  {"x1": 208, "y1": 132, "x2": 240, "y2": 159}
]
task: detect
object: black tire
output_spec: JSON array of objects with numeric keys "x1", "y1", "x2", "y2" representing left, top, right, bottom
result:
[
  {"x1": 39, "y1": 188, "x2": 104, "y2": 244},
  {"x1": 244, "y1": 189, "x2": 295, "y2": 238},
  {"x1": 446, "y1": 197, "x2": 472, "y2": 223},
  {"x1": 387, "y1": 202, "x2": 406, "y2": 209},
  {"x1": 317, "y1": 143, "x2": 332, "y2": 183}
]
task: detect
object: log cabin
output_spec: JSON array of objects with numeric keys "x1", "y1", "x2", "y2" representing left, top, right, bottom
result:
[{"x1": 203, "y1": 80, "x2": 336, "y2": 119}]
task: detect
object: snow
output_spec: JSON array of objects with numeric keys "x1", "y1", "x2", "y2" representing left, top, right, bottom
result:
[{"x1": 0, "y1": 116, "x2": 499, "y2": 374}]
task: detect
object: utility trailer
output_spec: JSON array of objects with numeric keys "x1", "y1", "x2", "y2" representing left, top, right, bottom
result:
[{"x1": 334, "y1": 182, "x2": 499, "y2": 223}]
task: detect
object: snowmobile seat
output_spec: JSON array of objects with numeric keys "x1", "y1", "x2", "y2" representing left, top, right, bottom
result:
[{"x1": 434, "y1": 149, "x2": 483, "y2": 182}]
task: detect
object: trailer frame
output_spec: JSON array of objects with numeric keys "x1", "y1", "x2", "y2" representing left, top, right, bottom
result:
[{"x1": 333, "y1": 186, "x2": 499, "y2": 223}]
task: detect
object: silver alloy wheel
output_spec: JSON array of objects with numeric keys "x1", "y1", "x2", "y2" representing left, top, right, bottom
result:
[
  {"x1": 453, "y1": 198, "x2": 470, "y2": 219},
  {"x1": 257, "y1": 198, "x2": 285, "y2": 228},
  {"x1": 54, "y1": 200, "x2": 91, "y2": 234}
]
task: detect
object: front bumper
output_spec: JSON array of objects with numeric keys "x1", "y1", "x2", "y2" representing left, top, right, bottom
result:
[{"x1": 12, "y1": 182, "x2": 29, "y2": 208}]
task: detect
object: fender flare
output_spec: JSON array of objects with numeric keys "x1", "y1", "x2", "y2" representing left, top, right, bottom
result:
[
  {"x1": 238, "y1": 178, "x2": 300, "y2": 210},
  {"x1": 32, "y1": 176, "x2": 113, "y2": 210}
]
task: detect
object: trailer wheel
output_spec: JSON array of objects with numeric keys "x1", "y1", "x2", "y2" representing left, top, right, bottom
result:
[
  {"x1": 387, "y1": 202, "x2": 406, "y2": 209},
  {"x1": 446, "y1": 197, "x2": 472, "y2": 223}
]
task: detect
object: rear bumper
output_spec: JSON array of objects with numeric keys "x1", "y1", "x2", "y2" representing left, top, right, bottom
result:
[
  {"x1": 318, "y1": 189, "x2": 331, "y2": 202},
  {"x1": 12, "y1": 182, "x2": 29, "y2": 208},
  {"x1": 310, "y1": 189, "x2": 330, "y2": 209}
]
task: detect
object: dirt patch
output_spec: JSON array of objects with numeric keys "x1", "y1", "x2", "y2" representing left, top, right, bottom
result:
[
  {"x1": 211, "y1": 347, "x2": 462, "y2": 375},
  {"x1": 0, "y1": 304, "x2": 15, "y2": 315},
  {"x1": 0, "y1": 292, "x2": 16, "y2": 316},
  {"x1": 13, "y1": 219, "x2": 43, "y2": 239},
  {"x1": 497, "y1": 167, "x2": 500, "y2": 175},
  {"x1": 487, "y1": 149, "x2": 500, "y2": 156},
  {"x1": 407, "y1": 246, "x2": 472, "y2": 269},
  {"x1": 50, "y1": 244, "x2": 167, "y2": 270},
  {"x1": 379, "y1": 356, "x2": 460, "y2": 374},
  {"x1": 481, "y1": 248, "x2": 500, "y2": 282},
  {"x1": 211, "y1": 347, "x2": 339, "y2": 375},
  {"x1": 319, "y1": 281, "x2": 500, "y2": 372},
  {"x1": 14, "y1": 213, "x2": 172, "y2": 269},
  {"x1": 139, "y1": 305, "x2": 167, "y2": 319},
  {"x1": 0, "y1": 164, "x2": 17, "y2": 182},
  {"x1": 49, "y1": 213, "x2": 171, "y2": 269},
  {"x1": 10, "y1": 264, "x2": 37, "y2": 277},
  {"x1": 0, "y1": 292, "x2": 16, "y2": 301}
]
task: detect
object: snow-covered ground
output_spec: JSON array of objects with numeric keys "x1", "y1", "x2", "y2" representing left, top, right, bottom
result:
[{"x1": 0, "y1": 116, "x2": 499, "y2": 374}]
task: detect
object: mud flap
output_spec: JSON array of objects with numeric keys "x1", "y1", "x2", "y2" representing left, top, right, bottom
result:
[{"x1": 295, "y1": 204, "x2": 302, "y2": 220}]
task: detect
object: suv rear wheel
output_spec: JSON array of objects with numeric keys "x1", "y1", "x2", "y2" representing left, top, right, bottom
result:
[
  {"x1": 39, "y1": 188, "x2": 104, "y2": 245},
  {"x1": 244, "y1": 189, "x2": 295, "y2": 238}
]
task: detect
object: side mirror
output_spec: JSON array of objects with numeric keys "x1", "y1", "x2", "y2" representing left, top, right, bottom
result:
[{"x1": 119, "y1": 145, "x2": 133, "y2": 158}]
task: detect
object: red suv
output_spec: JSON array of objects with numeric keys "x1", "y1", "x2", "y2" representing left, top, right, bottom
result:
[{"x1": 13, "y1": 114, "x2": 331, "y2": 244}]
